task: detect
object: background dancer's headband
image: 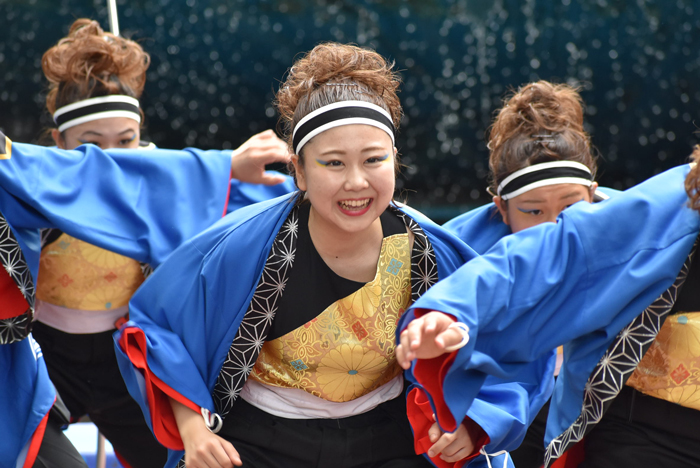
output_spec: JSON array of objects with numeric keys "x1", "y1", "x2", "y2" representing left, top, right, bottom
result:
[
  {"x1": 292, "y1": 100, "x2": 395, "y2": 155},
  {"x1": 53, "y1": 95, "x2": 141, "y2": 132},
  {"x1": 497, "y1": 161, "x2": 593, "y2": 200}
]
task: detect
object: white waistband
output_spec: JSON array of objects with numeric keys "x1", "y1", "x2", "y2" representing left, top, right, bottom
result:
[
  {"x1": 241, "y1": 374, "x2": 404, "y2": 419},
  {"x1": 34, "y1": 300, "x2": 127, "y2": 334}
]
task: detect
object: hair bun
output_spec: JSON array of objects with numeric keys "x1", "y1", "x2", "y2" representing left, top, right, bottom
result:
[{"x1": 43, "y1": 18, "x2": 150, "y2": 115}]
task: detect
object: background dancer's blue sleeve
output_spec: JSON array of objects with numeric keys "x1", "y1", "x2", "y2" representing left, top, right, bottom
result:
[
  {"x1": 0, "y1": 138, "x2": 232, "y2": 266},
  {"x1": 400, "y1": 164, "x2": 700, "y2": 441},
  {"x1": 226, "y1": 173, "x2": 298, "y2": 213},
  {"x1": 444, "y1": 203, "x2": 512, "y2": 255}
]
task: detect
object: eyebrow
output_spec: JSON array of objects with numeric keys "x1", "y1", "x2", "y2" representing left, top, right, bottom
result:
[
  {"x1": 519, "y1": 191, "x2": 586, "y2": 204},
  {"x1": 560, "y1": 191, "x2": 584, "y2": 198},
  {"x1": 78, "y1": 128, "x2": 136, "y2": 138},
  {"x1": 318, "y1": 145, "x2": 389, "y2": 156}
]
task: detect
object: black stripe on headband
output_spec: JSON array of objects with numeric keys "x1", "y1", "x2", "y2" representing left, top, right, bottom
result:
[
  {"x1": 500, "y1": 166, "x2": 593, "y2": 197},
  {"x1": 54, "y1": 101, "x2": 139, "y2": 128},
  {"x1": 293, "y1": 105, "x2": 395, "y2": 154}
]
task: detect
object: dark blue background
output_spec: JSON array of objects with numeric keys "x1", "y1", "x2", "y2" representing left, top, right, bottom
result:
[{"x1": 2, "y1": 0, "x2": 699, "y2": 221}]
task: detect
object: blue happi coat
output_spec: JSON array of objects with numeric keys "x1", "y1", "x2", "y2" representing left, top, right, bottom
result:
[
  {"x1": 115, "y1": 193, "x2": 536, "y2": 468},
  {"x1": 402, "y1": 165, "x2": 699, "y2": 467},
  {"x1": 0, "y1": 134, "x2": 293, "y2": 468}
]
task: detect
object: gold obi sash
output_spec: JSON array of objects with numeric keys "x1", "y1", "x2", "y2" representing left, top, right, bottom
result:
[
  {"x1": 627, "y1": 312, "x2": 700, "y2": 410},
  {"x1": 250, "y1": 233, "x2": 412, "y2": 403},
  {"x1": 36, "y1": 233, "x2": 145, "y2": 310}
]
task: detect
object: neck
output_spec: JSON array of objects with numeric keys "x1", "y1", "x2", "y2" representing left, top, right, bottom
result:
[{"x1": 307, "y1": 205, "x2": 383, "y2": 260}]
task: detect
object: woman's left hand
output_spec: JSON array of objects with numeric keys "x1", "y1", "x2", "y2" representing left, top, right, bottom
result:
[
  {"x1": 396, "y1": 311, "x2": 467, "y2": 369},
  {"x1": 427, "y1": 418, "x2": 476, "y2": 463}
]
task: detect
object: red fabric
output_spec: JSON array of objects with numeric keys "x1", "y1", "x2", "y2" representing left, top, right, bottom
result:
[
  {"x1": 407, "y1": 388, "x2": 489, "y2": 468},
  {"x1": 0, "y1": 267, "x2": 28, "y2": 320},
  {"x1": 222, "y1": 170, "x2": 233, "y2": 217},
  {"x1": 114, "y1": 450, "x2": 132, "y2": 468},
  {"x1": 22, "y1": 403, "x2": 51, "y2": 468},
  {"x1": 118, "y1": 327, "x2": 200, "y2": 450},
  {"x1": 412, "y1": 308, "x2": 459, "y2": 432}
]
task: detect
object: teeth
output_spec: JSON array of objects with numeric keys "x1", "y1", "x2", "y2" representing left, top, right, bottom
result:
[{"x1": 339, "y1": 199, "x2": 370, "y2": 209}]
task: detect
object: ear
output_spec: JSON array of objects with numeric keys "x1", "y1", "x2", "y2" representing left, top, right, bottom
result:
[
  {"x1": 51, "y1": 129, "x2": 66, "y2": 149},
  {"x1": 292, "y1": 154, "x2": 307, "y2": 191},
  {"x1": 493, "y1": 196, "x2": 510, "y2": 226},
  {"x1": 588, "y1": 182, "x2": 599, "y2": 202}
]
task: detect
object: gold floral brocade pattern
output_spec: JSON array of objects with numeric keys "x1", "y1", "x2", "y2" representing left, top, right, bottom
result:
[
  {"x1": 627, "y1": 312, "x2": 700, "y2": 410},
  {"x1": 250, "y1": 233, "x2": 412, "y2": 402},
  {"x1": 36, "y1": 233, "x2": 145, "y2": 310}
]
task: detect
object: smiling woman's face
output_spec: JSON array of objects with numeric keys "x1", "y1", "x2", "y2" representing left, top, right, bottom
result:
[
  {"x1": 53, "y1": 116, "x2": 141, "y2": 151},
  {"x1": 294, "y1": 124, "x2": 396, "y2": 237},
  {"x1": 495, "y1": 182, "x2": 598, "y2": 233}
]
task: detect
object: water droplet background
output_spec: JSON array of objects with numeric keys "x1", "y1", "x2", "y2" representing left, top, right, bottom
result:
[{"x1": 1, "y1": 0, "x2": 698, "y2": 221}]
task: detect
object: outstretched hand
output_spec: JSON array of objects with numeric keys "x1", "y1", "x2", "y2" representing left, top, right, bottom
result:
[
  {"x1": 230, "y1": 129, "x2": 291, "y2": 185},
  {"x1": 396, "y1": 312, "x2": 468, "y2": 369}
]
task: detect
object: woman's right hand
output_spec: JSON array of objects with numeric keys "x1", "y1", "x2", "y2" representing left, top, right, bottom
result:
[
  {"x1": 181, "y1": 424, "x2": 241, "y2": 468},
  {"x1": 170, "y1": 398, "x2": 242, "y2": 467}
]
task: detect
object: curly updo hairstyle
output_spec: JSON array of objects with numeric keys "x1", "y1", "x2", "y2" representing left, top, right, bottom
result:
[
  {"x1": 42, "y1": 18, "x2": 150, "y2": 118},
  {"x1": 685, "y1": 146, "x2": 700, "y2": 213},
  {"x1": 275, "y1": 42, "x2": 402, "y2": 179},
  {"x1": 488, "y1": 81, "x2": 598, "y2": 196}
]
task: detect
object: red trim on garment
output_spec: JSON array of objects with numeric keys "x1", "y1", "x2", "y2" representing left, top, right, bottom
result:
[
  {"x1": 114, "y1": 450, "x2": 133, "y2": 468},
  {"x1": 222, "y1": 170, "x2": 233, "y2": 217},
  {"x1": 412, "y1": 309, "x2": 459, "y2": 432},
  {"x1": 407, "y1": 388, "x2": 489, "y2": 468},
  {"x1": 119, "y1": 327, "x2": 201, "y2": 450},
  {"x1": 0, "y1": 267, "x2": 29, "y2": 320},
  {"x1": 22, "y1": 402, "x2": 51, "y2": 468}
]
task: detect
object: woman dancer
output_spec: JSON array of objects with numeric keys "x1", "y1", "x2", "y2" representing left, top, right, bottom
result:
[
  {"x1": 30, "y1": 18, "x2": 295, "y2": 468},
  {"x1": 112, "y1": 42, "x2": 510, "y2": 468},
  {"x1": 397, "y1": 151, "x2": 700, "y2": 467},
  {"x1": 0, "y1": 132, "x2": 233, "y2": 468},
  {"x1": 445, "y1": 81, "x2": 611, "y2": 467}
]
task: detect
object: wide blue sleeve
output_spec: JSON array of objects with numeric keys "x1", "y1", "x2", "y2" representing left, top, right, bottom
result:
[
  {"x1": 403, "y1": 207, "x2": 554, "y2": 462},
  {"x1": 114, "y1": 196, "x2": 293, "y2": 457},
  {"x1": 226, "y1": 173, "x2": 298, "y2": 213},
  {"x1": 0, "y1": 138, "x2": 232, "y2": 267},
  {"x1": 443, "y1": 203, "x2": 511, "y2": 255},
  {"x1": 401, "y1": 164, "x2": 700, "y2": 433}
]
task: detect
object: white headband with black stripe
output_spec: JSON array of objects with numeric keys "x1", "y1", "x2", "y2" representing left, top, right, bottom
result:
[
  {"x1": 497, "y1": 161, "x2": 593, "y2": 200},
  {"x1": 292, "y1": 101, "x2": 395, "y2": 155},
  {"x1": 53, "y1": 95, "x2": 141, "y2": 132}
]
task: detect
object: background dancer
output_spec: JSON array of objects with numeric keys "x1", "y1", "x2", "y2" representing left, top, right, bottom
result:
[
  {"x1": 445, "y1": 80, "x2": 610, "y2": 467},
  {"x1": 397, "y1": 151, "x2": 700, "y2": 468},
  {"x1": 31, "y1": 18, "x2": 295, "y2": 468}
]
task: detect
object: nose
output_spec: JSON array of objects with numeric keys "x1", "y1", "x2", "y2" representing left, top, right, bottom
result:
[
  {"x1": 343, "y1": 164, "x2": 370, "y2": 191},
  {"x1": 545, "y1": 212, "x2": 559, "y2": 224}
]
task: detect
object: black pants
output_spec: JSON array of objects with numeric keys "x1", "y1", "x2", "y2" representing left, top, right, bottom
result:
[
  {"x1": 32, "y1": 322, "x2": 167, "y2": 468},
  {"x1": 580, "y1": 386, "x2": 700, "y2": 467},
  {"x1": 509, "y1": 399, "x2": 549, "y2": 468},
  {"x1": 32, "y1": 414, "x2": 88, "y2": 468},
  {"x1": 219, "y1": 395, "x2": 433, "y2": 468}
]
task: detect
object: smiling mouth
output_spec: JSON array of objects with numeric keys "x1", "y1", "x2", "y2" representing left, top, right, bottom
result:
[{"x1": 338, "y1": 198, "x2": 372, "y2": 212}]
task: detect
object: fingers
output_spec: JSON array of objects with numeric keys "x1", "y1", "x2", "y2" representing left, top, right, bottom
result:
[
  {"x1": 396, "y1": 330, "x2": 413, "y2": 369},
  {"x1": 427, "y1": 430, "x2": 456, "y2": 458},
  {"x1": 427, "y1": 422, "x2": 476, "y2": 463},
  {"x1": 222, "y1": 440, "x2": 243, "y2": 467},
  {"x1": 428, "y1": 421, "x2": 442, "y2": 443},
  {"x1": 257, "y1": 172, "x2": 289, "y2": 186}
]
